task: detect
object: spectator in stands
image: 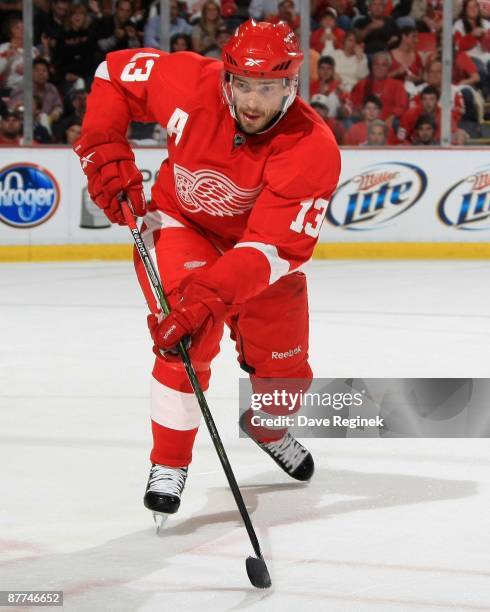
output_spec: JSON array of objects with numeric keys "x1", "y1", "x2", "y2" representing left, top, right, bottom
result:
[
  {"x1": 32, "y1": 96, "x2": 52, "y2": 144},
  {"x1": 8, "y1": 94, "x2": 53, "y2": 142},
  {"x1": 310, "y1": 56, "x2": 346, "y2": 117},
  {"x1": 87, "y1": 0, "x2": 103, "y2": 25},
  {"x1": 205, "y1": 25, "x2": 231, "y2": 58},
  {"x1": 170, "y1": 33, "x2": 192, "y2": 51},
  {"x1": 267, "y1": 0, "x2": 300, "y2": 30},
  {"x1": 310, "y1": 8, "x2": 345, "y2": 54},
  {"x1": 389, "y1": 26, "x2": 424, "y2": 85},
  {"x1": 0, "y1": 16, "x2": 39, "y2": 93},
  {"x1": 128, "y1": 120, "x2": 167, "y2": 145},
  {"x1": 350, "y1": 50, "x2": 409, "y2": 125},
  {"x1": 410, "y1": 0, "x2": 443, "y2": 33},
  {"x1": 191, "y1": 0, "x2": 225, "y2": 54},
  {"x1": 411, "y1": 58, "x2": 464, "y2": 121},
  {"x1": 364, "y1": 118, "x2": 388, "y2": 145},
  {"x1": 451, "y1": 47, "x2": 482, "y2": 133},
  {"x1": 312, "y1": 0, "x2": 356, "y2": 31},
  {"x1": 8, "y1": 58, "x2": 62, "y2": 125},
  {"x1": 354, "y1": 0, "x2": 398, "y2": 56},
  {"x1": 402, "y1": 0, "x2": 426, "y2": 30},
  {"x1": 54, "y1": 4, "x2": 98, "y2": 94},
  {"x1": 412, "y1": 113, "x2": 438, "y2": 144},
  {"x1": 62, "y1": 119, "x2": 82, "y2": 145},
  {"x1": 344, "y1": 94, "x2": 396, "y2": 143},
  {"x1": 453, "y1": 0, "x2": 490, "y2": 97},
  {"x1": 310, "y1": 93, "x2": 345, "y2": 144},
  {"x1": 409, "y1": 57, "x2": 474, "y2": 136},
  {"x1": 0, "y1": 0, "x2": 21, "y2": 29},
  {"x1": 310, "y1": 45, "x2": 321, "y2": 83},
  {"x1": 93, "y1": 0, "x2": 140, "y2": 62},
  {"x1": 248, "y1": 0, "x2": 282, "y2": 20},
  {"x1": 398, "y1": 84, "x2": 468, "y2": 143},
  {"x1": 453, "y1": 47, "x2": 481, "y2": 88},
  {"x1": 52, "y1": 87, "x2": 87, "y2": 143},
  {"x1": 398, "y1": 84, "x2": 435, "y2": 141},
  {"x1": 0, "y1": 109, "x2": 22, "y2": 144},
  {"x1": 328, "y1": 30, "x2": 369, "y2": 92},
  {"x1": 144, "y1": 0, "x2": 193, "y2": 49},
  {"x1": 186, "y1": 0, "x2": 211, "y2": 23},
  {"x1": 35, "y1": 0, "x2": 69, "y2": 46}
]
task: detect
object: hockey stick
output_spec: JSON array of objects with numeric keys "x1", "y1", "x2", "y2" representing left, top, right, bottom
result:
[{"x1": 121, "y1": 200, "x2": 271, "y2": 590}]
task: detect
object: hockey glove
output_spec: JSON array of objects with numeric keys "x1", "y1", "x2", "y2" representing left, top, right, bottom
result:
[
  {"x1": 147, "y1": 281, "x2": 226, "y2": 356},
  {"x1": 74, "y1": 131, "x2": 146, "y2": 225}
]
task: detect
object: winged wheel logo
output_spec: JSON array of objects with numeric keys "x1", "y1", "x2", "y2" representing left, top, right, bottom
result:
[{"x1": 173, "y1": 164, "x2": 262, "y2": 217}]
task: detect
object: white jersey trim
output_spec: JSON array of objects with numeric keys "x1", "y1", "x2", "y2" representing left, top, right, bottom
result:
[
  {"x1": 151, "y1": 377, "x2": 201, "y2": 430},
  {"x1": 234, "y1": 241, "x2": 290, "y2": 285},
  {"x1": 143, "y1": 209, "x2": 185, "y2": 231},
  {"x1": 95, "y1": 61, "x2": 110, "y2": 81}
]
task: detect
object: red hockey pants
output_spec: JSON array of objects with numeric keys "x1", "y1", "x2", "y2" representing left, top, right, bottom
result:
[{"x1": 134, "y1": 211, "x2": 312, "y2": 467}]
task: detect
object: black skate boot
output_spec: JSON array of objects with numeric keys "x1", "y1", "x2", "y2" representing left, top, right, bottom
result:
[
  {"x1": 240, "y1": 413, "x2": 314, "y2": 481},
  {"x1": 257, "y1": 432, "x2": 314, "y2": 481},
  {"x1": 144, "y1": 464, "x2": 188, "y2": 530}
]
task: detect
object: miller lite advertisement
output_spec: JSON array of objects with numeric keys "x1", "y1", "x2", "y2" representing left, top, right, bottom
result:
[
  {"x1": 438, "y1": 166, "x2": 490, "y2": 230},
  {"x1": 319, "y1": 149, "x2": 490, "y2": 243},
  {"x1": 327, "y1": 162, "x2": 427, "y2": 230}
]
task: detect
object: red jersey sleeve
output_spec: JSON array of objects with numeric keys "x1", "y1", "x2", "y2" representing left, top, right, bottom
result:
[
  {"x1": 190, "y1": 133, "x2": 341, "y2": 306},
  {"x1": 82, "y1": 49, "x2": 215, "y2": 140}
]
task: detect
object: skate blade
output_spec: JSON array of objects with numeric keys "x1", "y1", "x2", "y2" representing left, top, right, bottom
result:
[{"x1": 152, "y1": 512, "x2": 169, "y2": 534}]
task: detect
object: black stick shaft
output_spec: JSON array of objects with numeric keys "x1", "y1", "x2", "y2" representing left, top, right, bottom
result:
[{"x1": 122, "y1": 202, "x2": 266, "y2": 561}]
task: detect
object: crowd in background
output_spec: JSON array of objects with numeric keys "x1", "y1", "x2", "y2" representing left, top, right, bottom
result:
[{"x1": 1, "y1": 0, "x2": 489, "y2": 145}]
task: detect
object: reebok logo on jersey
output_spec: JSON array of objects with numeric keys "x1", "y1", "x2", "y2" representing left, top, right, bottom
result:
[
  {"x1": 174, "y1": 164, "x2": 262, "y2": 217},
  {"x1": 244, "y1": 58, "x2": 265, "y2": 66},
  {"x1": 80, "y1": 152, "x2": 95, "y2": 169},
  {"x1": 271, "y1": 345, "x2": 302, "y2": 360}
]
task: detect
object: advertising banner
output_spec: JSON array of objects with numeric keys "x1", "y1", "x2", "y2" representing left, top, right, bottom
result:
[
  {"x1": 0, "y1": 147, "x2": 165, "y2": 248},
  {"x1": 320, "y1": 149, "x2": 490, "y2": 242},
  {"x1": 1, "y1": 147, "x2": 489, "y2": 255}
]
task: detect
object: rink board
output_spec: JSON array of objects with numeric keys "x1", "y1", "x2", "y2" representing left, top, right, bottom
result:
[{"x1": 0, "y1": 146, "x2": 489, "y2": 261}]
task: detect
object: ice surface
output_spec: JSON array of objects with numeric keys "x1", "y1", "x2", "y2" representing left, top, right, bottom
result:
[{"x1": 1, "y1": 260, "x2": 490, "y2": 611}]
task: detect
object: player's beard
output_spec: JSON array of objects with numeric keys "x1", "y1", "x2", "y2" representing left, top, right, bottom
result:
[{"x1": 236, "y1": 107, "x2": 280, "y2": 134}]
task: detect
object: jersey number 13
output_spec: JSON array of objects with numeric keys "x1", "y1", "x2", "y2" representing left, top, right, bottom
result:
[{"x1": 290, "y1": 198, "x2": 329, "y2": 238}]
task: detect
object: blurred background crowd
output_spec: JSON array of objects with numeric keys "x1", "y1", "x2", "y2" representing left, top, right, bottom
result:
[{"x1": 1, "y1": 0, "x2": 489, "y2": 146}]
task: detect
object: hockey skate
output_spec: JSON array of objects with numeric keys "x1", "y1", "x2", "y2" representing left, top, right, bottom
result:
[
  {"x1": 256, "y1": 432, "x2": 314, "y2": 481},
  {"x1": 240, "y1": 414, "x2": 314, "y2": 481},
  {"x1": 144, "y1": 464, "x2": 188, "y2": 532}
]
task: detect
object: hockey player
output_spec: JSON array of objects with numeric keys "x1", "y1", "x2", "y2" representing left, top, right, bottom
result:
[{"x1": 74, "y1": 20, "x2": 341, "y2": 520}]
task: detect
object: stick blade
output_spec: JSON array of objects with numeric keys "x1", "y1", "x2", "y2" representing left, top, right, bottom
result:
[{"x1": 246, "y1": 556, "x2": 272, "y2": 589}]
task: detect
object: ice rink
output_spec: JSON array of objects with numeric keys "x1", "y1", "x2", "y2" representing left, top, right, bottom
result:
[{"x1": 1, "y1": 259, "x2": 490, "y2": 612}]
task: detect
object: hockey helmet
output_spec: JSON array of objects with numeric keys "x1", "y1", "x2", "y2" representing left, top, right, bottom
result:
[{"x1": 222, "y1": 19, "x2": 304, "y2": 79}]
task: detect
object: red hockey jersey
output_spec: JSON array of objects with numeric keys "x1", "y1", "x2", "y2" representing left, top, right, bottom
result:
[{"x1": 80, "y1": 49, "x2": 341, "y2": 305}]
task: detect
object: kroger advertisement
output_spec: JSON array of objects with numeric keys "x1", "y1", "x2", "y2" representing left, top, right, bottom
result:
[{"x1": 0, "y1": 147, "x2": 489, "y2": 246}]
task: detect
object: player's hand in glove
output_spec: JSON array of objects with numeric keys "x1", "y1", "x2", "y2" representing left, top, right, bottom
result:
[
  {"x1": 147, "y1": 281, "x2": 226, "y2": 357},
  {"x1": 74, "y1": 131, "x2": 146, "y2": 225}
]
